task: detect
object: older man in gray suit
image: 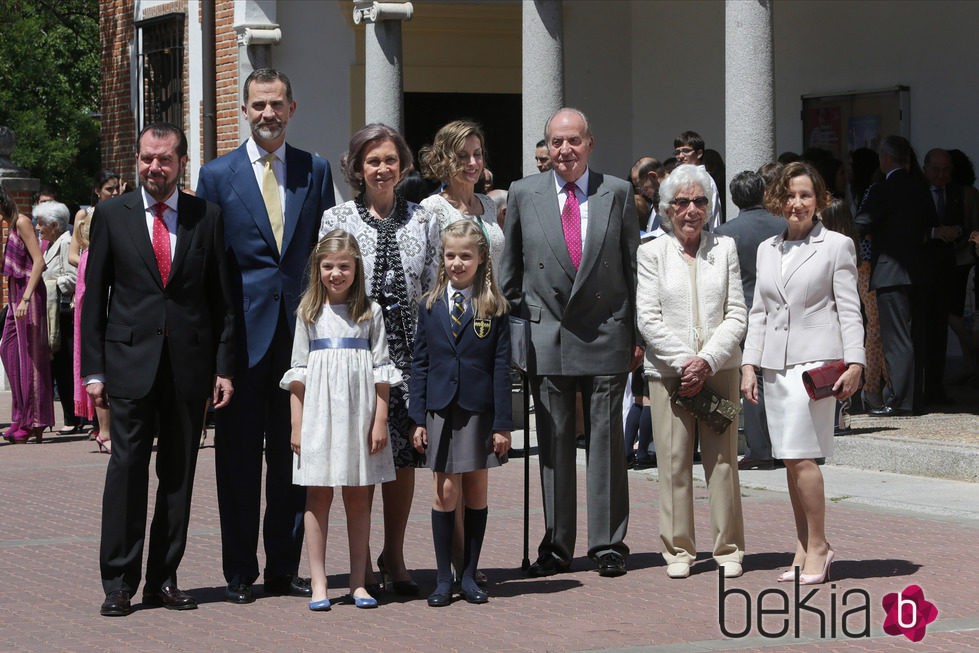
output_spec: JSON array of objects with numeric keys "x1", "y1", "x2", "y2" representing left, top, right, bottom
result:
[
  {"x1": 500, "y1": 108, "x2": 641, "y2": 578},
  {"x1": 715, "y1": 170, "x2": 785, "y2": 470}
]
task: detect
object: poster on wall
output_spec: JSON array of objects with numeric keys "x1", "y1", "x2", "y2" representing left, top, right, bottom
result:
[{"x1": 847, "y1": 116, "x2": 881, "y2": 152}]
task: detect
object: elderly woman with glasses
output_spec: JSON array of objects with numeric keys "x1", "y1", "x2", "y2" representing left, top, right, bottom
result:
[
  {"x1": 636, "y1": 164, "x2": 747, "y2": 579},
  {"x1": 37, "y1": 201, "x2": 79, "y2": 436}
]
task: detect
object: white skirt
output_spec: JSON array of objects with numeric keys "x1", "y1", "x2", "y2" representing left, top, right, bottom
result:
[{"x1": 762, "y1": 362, "x2": 836, "y2": 459}]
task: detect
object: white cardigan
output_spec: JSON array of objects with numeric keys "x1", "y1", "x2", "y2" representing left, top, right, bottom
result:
[
  {"x1": 742, "y1": 222, "x2": 866, "y2": 371},
  {"x1": 637, "y1": 231, "x2": 746, "y2": 379}
]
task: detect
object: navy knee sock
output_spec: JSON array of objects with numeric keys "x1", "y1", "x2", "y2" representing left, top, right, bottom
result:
[
  {"x1": 461, "y1": 507, "x2": 488, "y2": 595},
  {"x1": 431, "y1": 509, "x2": 455, "y2": 594}
]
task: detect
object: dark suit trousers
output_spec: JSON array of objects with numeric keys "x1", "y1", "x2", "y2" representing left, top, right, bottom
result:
[
  {"x1": 214, "y1": 310, "x2": 305, "y2": 585},
  {"x1": 101, "y1": 346, "x2": 205, "y2": 595},
  {"x1": 918, "y1": 243, "x2": 955, "y2": 398},
  {"x1": 531, "y1": 374, "x2": 630, "y2": 562},
  {"x1": 876, "y1": 286, "x2": 915, "y2": 411},
  {"x1": 742, "y1": 376, "x2": 772, "y2": 460}
]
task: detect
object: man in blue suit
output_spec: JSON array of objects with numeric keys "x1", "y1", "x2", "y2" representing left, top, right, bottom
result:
[{"x1": 196, "y1": 68, "x2": 336, "y2": 604}]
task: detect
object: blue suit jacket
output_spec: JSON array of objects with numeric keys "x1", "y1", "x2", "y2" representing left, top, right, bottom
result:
[
  {"x1": 408, "y1": 296, "x2": 514, "y2": 431},
  {"x1": 196, "y1": 142, "x2": 335, "y2": 369}
]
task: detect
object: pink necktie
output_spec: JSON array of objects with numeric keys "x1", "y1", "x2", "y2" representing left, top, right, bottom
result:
[
  {"x1": 561, "y1": 182, "x2": 582, "y2": 269},
  {"x1": 152, "y1": 202, "x2": 171, "y2": 285}
]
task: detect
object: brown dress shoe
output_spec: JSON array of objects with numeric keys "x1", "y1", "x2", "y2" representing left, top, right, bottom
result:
[
  {"x1": 142, "y1": 584, "x2": 198, "y2": 610},
  {"x1": 100, "y1": 590, "x2": 132, "y2": 617}
]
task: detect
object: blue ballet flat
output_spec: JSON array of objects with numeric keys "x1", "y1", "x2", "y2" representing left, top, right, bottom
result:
[
  {"x1": 353, "y1": 595, "x2": 378, "y2": 609},
  {"x1": 308, "y1": 598, "x2": 332, "y2": 611}
]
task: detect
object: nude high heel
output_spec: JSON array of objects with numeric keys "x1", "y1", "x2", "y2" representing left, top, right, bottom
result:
[{"x1": 798, "y1": 549, "x2": 834, "y2": 585}]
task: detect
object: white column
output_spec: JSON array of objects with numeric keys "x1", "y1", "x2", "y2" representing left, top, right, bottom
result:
[
  {"x1": 522, "y1": 0, "x2": 563, "y2": 177},
  {"x1": 725, "y1": 0, "x2": 774, "y2": 217},
  {"x1": 354, "y1": 1, "x2": 414, "y2": 132}
]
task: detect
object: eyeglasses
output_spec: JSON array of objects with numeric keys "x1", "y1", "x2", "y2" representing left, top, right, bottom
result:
[
  {"x1": 673, "y1": 147, "x2": 696, "y2": 156},
  {"x1": 671, "y1": 196, "x2": 709, "y2": 209}
]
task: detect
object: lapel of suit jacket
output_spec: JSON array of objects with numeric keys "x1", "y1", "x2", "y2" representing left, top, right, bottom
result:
[
  {"x1": 281, "y1": 144, "x2": 308, "y2": 255},
  {"x1": 122, "y1": 192, "x2": 165, "y2": 290},
  {"x1": 227, "y1": 143, "x2": 279, "y2": 259},
  {"x1": 531, "y1": 172, "x2": 577, "y2": 283},
  {"x1": 169, "y1": 191, "x2": 199, "y2": 283},
  {"x1": 572, "y1": 171, "x2": 612, "y2": 294},
  {"x1": 781, "y1": 221, "x2": 826, "y2": 287}
]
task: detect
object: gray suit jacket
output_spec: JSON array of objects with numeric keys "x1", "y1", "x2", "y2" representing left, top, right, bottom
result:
[
  {"x1": 499, "y1": 170, "x2": 639, "y2": 376},
  {"x1": 714, "y1": 207, "x2": 785, "y2": 311}
]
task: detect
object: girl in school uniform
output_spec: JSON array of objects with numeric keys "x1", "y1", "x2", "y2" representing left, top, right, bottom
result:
[
  {"x1": 409, "y1": 220, "x2": 513, "y2": 607},
  {"x1": 281, "y1": 230, "x2": 402, "y2": 611}
]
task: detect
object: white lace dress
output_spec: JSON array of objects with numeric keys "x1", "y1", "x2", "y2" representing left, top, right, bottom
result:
[
  {"x1": 420, "y1": 193, "x2": 505, "y2": 271},
  {"x1": 280, "y1": 301, "x2": 402, "y2": 487}
]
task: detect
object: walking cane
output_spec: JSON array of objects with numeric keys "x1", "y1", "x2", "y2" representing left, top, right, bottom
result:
[{"x1": 509, "y1": 317, "x2": 531, "y2": 570}]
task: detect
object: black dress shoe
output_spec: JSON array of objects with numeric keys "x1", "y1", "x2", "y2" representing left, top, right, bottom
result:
[
  {"x1": 597, "y1": 551, "x2": 627, "y2": 577},
  {"x1": 526, "y1": 554, "x2": 570, "y2": 578},
  {"x1": 143, "y1": 584, "x2": 197, "y2": 610},
  {"x1": 100, "y1": 590, "x2": 132, "y2": 617},
  {"x1": 868, "y1": 406, "x2": 911, "y2": 417},
  {"x1": 459, "y1": 586, "x2": 489, "y2": 604},
  {"x1": 427, "y1": 586, "x2": 452, "y2": 607},
  {"x1": 225, "y1": 582, "x2": 254, "y2": 604},
  {"x1": 264, "y1": 575, "x2": 313, "y2": 597},
  {"x1": 634, "y1": 456, "x2": 657, "y2": 470}
]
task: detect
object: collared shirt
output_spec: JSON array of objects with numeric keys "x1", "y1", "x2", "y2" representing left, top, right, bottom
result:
[
  {"x1": 553, "y1": 168, "x2": 590, "y2": 248},
  {"x1": 446, "y1": 283, "x2": 473, "y2": 317},
  {"x1": 645, "y1": 208, "x2": 667, "y2": 238},
  {"x1": 141, "y1": 187, "x2": 177, "y2": 259},
  {"x1": 246, "y1": 138, "x2": 287, "y2": 218}
]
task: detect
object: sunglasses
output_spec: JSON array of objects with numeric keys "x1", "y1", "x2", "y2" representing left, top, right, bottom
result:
[{"x1": 671, "y1": 196, "x2": 709, "y2": 209}]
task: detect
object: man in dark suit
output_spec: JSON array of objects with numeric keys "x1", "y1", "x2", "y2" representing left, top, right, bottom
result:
[
  {"x1": 500, "y1": 108, "x2": 641, "y2": 578},
  {"x1": 196, "y1": 68, "x2": 335, "y2": 604},
  {"x1": 83, "y1": 122, "x2": 235, "y2": 617},
  {"x1": 855, "y1": 135, "x2": 935, "y2": 416},
  {"x1": 921, "y1": 148, "x2": 965, "y2": 404},
  {"x1": 715, "y1": 170, "x2": 784, "y2": 470}
]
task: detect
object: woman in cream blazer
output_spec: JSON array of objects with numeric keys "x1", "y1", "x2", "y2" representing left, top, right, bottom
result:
[
  {"x1": 742, "y1": 162, "x2": 864, "y2": 586},
  {"x1": 637, "y1": 164, "x2": 747, "y2": 580}
]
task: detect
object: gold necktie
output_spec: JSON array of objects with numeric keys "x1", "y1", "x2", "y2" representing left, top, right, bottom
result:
[{"x1": 261, "y1": 153, "x2": 283, "y2": 252}]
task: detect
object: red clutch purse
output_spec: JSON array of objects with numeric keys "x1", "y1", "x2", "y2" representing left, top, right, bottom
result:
[{"x1": 801, "y1": 361, "x2": 847, "y2": 401}]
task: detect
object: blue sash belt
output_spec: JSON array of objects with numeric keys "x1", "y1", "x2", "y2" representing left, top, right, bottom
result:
[{"x1": 309, "y1": 337, "x2": 370, "y2": 351}]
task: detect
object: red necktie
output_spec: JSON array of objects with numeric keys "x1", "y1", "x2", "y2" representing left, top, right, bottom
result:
[
  {"x1": 561, "y1": 182, "x2": 582, "y2": 269},
  {"x1": 152, "y1": 202, "x2": 171, "y2": 285}
]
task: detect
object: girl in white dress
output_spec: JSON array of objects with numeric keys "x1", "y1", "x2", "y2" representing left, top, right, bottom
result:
[{"x1": 281, "y1": 230, "x2": 402, "y2": 611}]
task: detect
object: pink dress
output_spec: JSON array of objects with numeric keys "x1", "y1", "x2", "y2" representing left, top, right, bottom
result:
[
  {"x1": 1, "y1": 223, "x2": 54, "y2": 434},
  {"x1": 73, "y1": 246, "x2": 94, "y2": 420}
]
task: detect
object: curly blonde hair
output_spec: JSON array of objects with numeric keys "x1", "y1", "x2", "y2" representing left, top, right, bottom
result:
[{"x1": 418, "y1": 120, "x2": 486, "y2": 183}]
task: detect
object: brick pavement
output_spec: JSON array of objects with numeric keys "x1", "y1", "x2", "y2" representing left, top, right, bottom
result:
[{"x1": 2, "y1": 393, "x2": 979, "y2": 652}]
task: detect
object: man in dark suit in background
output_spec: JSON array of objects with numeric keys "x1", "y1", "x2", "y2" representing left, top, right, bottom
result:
[
  {"x1": 715, "y1": 170, "x2": 784, "y2": 469},
  {"x1": 500, "y1": 108, "x2": 641, "y2": 578},
  {"x1": 196, "y1": 68, "x2": 335, "y2": 604},
  {"x1": 921, "y1": 148, "x2": 965, "y2": 405},
  {"x1": 856, "y1": 135, "x2": 935, "y2": 416},
  {"x1": 83, "y1": 122, "x2": 235, "y2": 616}
]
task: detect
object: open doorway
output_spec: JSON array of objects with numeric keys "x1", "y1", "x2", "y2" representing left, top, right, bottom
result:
[{"x1": 405, "y1": 92, "x2": 522, "y2": 192}]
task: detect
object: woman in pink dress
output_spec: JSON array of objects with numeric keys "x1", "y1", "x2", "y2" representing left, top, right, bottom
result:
[
  {"x1": 69, "y1": 169, "x2": 120, "y2": 453},
  {"x1": 1, "y1": 187, "x2": 54, "y2": 443}
]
